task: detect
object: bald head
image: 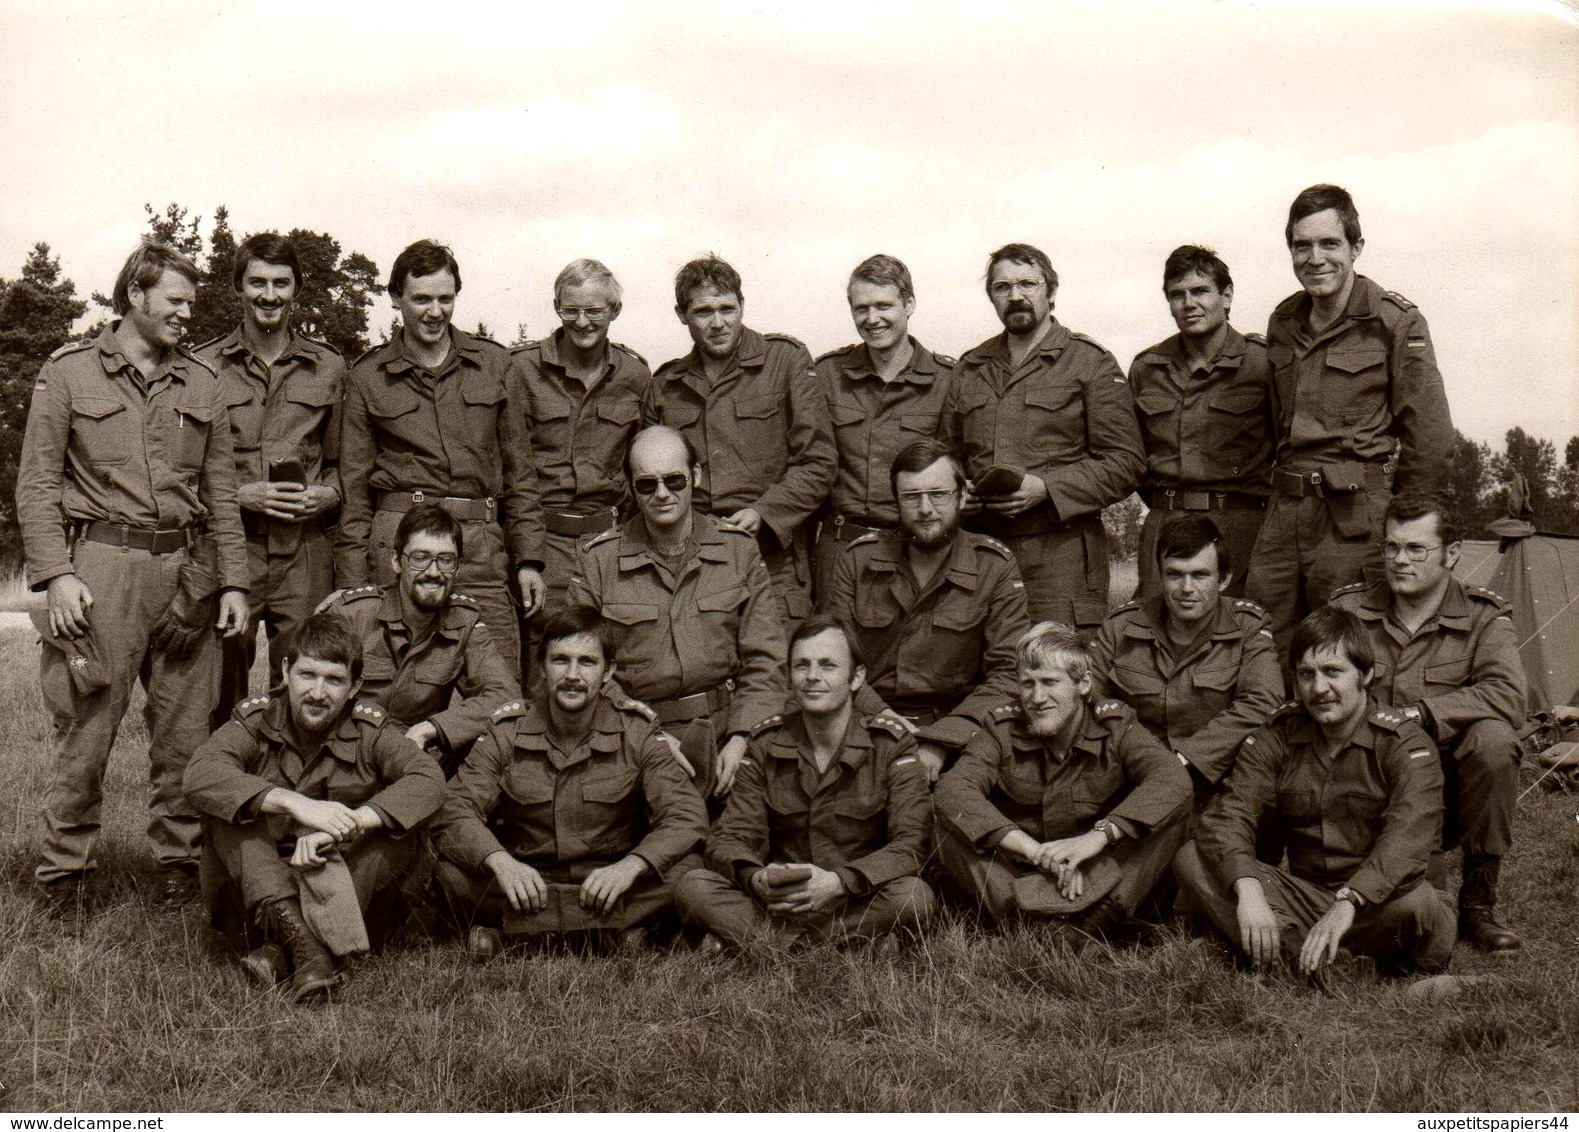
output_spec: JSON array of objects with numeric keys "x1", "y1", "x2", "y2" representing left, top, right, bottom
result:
[{"x1": 627, "y1": 426, "x2": 699, "y2": 533}]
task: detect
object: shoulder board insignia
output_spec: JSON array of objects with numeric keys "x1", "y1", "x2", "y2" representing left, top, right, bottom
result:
[
  {"x1": 509, "y1": 340, "x2": 541, "y2": 356},
  {"x1": 338, "y1": 583, "x2": 382, "y2": 603},
  {"x1": 1383, "y1": 290, "x2": 1417, "y2": 311},
  {"x1": 179, "y1": 350, "x2": 219, "y2": 377},
  {"x1": 932, "y1": 352, "x2": 958, "y2": 367},
  {"x1": 464, "y1": 333, "x2": 505, "y2": 350},
  {"x1": 763, "y1": 332, "x2": 807, "y2": 351},
  {"x1": 1069, "y1": 331, "x2": 1106, "y2": 349},
  {"x1": 47, "y1": 338, "x2": 95, "y2": 362},
  {"x1": 991, "y1": 703, "x2": 1019, "y2": 719},
  {"x1": 1467, "y1": 585, "x2": 1509, "y2": 605},
  {"x1": 749, "y1": 714, "x2": 784, "y2": 738},
  {"x1": 191, "y1": 332, "x2": 226, "y2": 354},
  {"x1": 583, "y1": 528, "x2": 622, "y2": 550},
  {"x1": 299, "y1": 333, "x2": 341, "y2": 356},
  {"x1": 868, "y1": 713, "x2": 907, "y2": 738},
  {"x1": 490, "y1": 700, "x2": 526, "y2": 721},
  {"x1": 1232, "y1": 597, "x2": 1269, "y2": 619},
  {"x1": 612, "y1": 693, "x2": 658, "y2": 723},
  {"x1": 1271, "y1": 700, "x2": 1302, "y2": 719},
  {"x1": 352, "y1": 701, "x2": 386, "y2": 723},
  {"x1": 1093, "y1": 699, "x2": 1127, "y2": 720},
  {"x1": 611, "y1": 341, "x2": 649, "y2": 368},
  {"x1": 813, "y1": 343, "x2": 858, "y2": 365},
  {"x1": 448, "y1": 590, "x2": 480, "y2": 607},
  {"x1": 1107, "y1": 598, "x2": 1142, "y2": 619},
  {"x1": 849, "y1": 531, "x2": 882, "y2": 549},
  {"x1": 714, "y1": 518, "x2": 755, "y2": 536},
  {"x1": 1244, "y1": 332, "x2": 1268, "y2": 346},
  {"x1": 352, "y1": 342, "x2": 385, "y2": 368},
  {"x1": 235, "y1": 695, "x2": 271, "y2": 718},
  {"x1": 1329, "y1": 580, "x2": 1367, "y2": 599},
  {"x1": 1371, "y1": 707, "x2": 1405, "y2": 730},
  {"x1": 975, "y1": 535, "x2": 1013, "y2": 560}
]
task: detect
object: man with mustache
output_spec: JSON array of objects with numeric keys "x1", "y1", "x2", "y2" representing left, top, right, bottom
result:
[
  {"x1": 432, "y1": 605, "x2": 707, "y2": 958},
  {"x1": 335, "y1": 239, "x2": 546, "y2": 670},
  {"x1": 195, "y1": 233, "x2": 345, "y2": 727},
  {"x1": 1128, "y1": 246, "x2": 1274, "y2": 599},
  {"x1": 945, "y1": 243, "x2": 1145, "y2": 632},
  {"x1": 811, "y1": 254, "x2": 960, "y2": 598},
  {"x1": 184, "y1": 611, "x2": 446, "y2": 1001},
  {"x1": 320, "y1": 503, "x2": 521, "y2": 776},
  {"x1": 17, "y1": 239, "x2": 250, "y2": 911},
  {"x1": 642, "y1": 254, "x2": 834, "y2": 626},
  {"x1": 1331, "y1": 494, "x2": 1527, "y2": 953},
  {"x1": 1174, "y1": 607, "x2": 1456, "y2": 981},
  {"x1": 1246, "y1": 185, "x2": 1455, "y2": 658}
]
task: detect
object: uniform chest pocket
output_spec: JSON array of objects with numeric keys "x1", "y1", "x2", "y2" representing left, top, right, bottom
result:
[
  {"x1": 501, "y1": 761, "x2": 556, "y2": 805},
  {"x1": 1424, "y1": 658, "x2": 1471, "y2": 687},
  {"x1": 461, "y1": 371, "x2": 506, "y2": 407},
  {"x1": 1334, "y1": 790, "x2": 1386, "y2": 826},
  {"x1": 1112, "y1": 661, "x2": 1166, "y2": 699},
  {"x1": 734, "y1": 394, "x2": 781, "y2": 422},
  {"x1": 596, "y1": 398, "x2": 641, "y2": 425},
  {"x1": 1024, "y1": 383, "x2": 1082, "y2": 416},
  {"x1": 173, "y1": 400, "x2": 215, "y2": 469},
  {"x1": 70, "y1": 397, "x2": 131, "y2": 465},
  {"x1": 359, "y1": 654, "x2": 397, "y2": 688},
  {"x1": 656, "y1": 397, "x2": 701, "y2": 429},
  {"x1": 829, "y1": 402, "x2": 867, "y2": 429},
  {"x1": 366, "y1": 385, "x2": 423, "y2": 424},
  {"x1": 695, "y1": 585, "x2": 748, "y2": 615},
  {"x1": 532, "y1": 395, "x2": 572, "y2": 423},
  {"x1": 285, "y1": 381, "x2": 339, "y2": 411},
  {"x1": 832, "y1": 786, "x2": 886, "y2": 821},
  {"x1": 765, "y1": 774, "x2": 811, "y2": 825},
  {"x1": 933, "y1": 592, "x2": 987, "y2": 633},
  {"x1": 601, "y1": 602, "x2": 660, "y2": 627},
  {"x1": 1071, "y1": 770, "x2": 1125, "y2": 817},
  {"x1": 1324, "y1": 349, "x2": 1386, "y2": 377},
  {"x1": 1208, "y1": 386, "x2": 1264, "y2": 417},
  {"x1": 1135, "y1": 393, "x2": 1174, "y2": 418},
  {"x1": 899, "y1": 411, "x2": 940, "y2": 435},
  {"x1": 224, "y1": 384, "x2": 265, "y2": 450},
  {"x1": 581, "y1": 769, "x2": 638, "y2": 806},
  {"x1": 998, "y1": 769, "x2": 1045, "y2": 807},
  {"x1": 1275, "y1": 788, "x2": 1319, "y2": 820},
  {"x1": 851, "y1": 588, "x2": 900, "y2": 629},
  {"x1": 1191, "y1": 664, "x2": 1239, "y2": 694},
  {"x1": 413, "y1": 653, "x2": 462, "y2": 688}
]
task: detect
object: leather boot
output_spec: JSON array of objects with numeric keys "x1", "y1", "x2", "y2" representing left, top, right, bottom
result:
[
  {"x1": 1458, "y1": 854, "x2": 1521, "y2": 954},
  {"x1": 262, "y1": 897, "x2": 340, "y2": 1002}
]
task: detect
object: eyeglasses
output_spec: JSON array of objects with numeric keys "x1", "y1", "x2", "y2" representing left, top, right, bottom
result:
[
  {"x1": 1382, "y1": 541, "x2": 1443, "y2": 562},
  {"x1": 403, "y1": 551, "x2": 459, "y2": 572},
  {"x1": 557, "y1": 306, "x2": 610, "y2": 323},
  {"x1": 988, "y1": 279, "x2": 1045, "y2": 298},
  {"x1": 897, "y1": 488, "x2": 959, "y2": 508},
  {"x1": 632, "y1": 473, "x2": 691, "y2": 497}
]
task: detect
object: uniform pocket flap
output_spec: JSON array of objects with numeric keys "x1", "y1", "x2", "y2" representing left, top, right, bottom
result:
[
  {"x1": 734, "y1": 393, "x2": 780, "y2": 421},
  {"x1": 501, "y1": 766, "x2": 556, "y2": 804},
  {"x1": 1192, "y1": 664, "x2": 1239, "y2": 693},
  {"x1": 177, "y1": 400, "x2": 216, "y2": 424},
  {"x1": 833, "y1": 790, "x2": 886, "y2": 820},
  {"x1": 1324, "y1": 348, "x2": 1386, "y2": 374},
  {"x1": 1424, "y1": 658, "x2": 1472, "y2": 685},
  {"x1": 582, "y1": 770, "x2": 638, "y2": 803},
  {"x1": 900, "y1": 411, "x2": 941, "y2": 434},
  {"x1": 71, "y1": 397, "x2": 126, "y2": 420},
  {"x1": 696, "y1": 585, "x2": 748, "y2": 613},
  {"x1": 1208, "y1": 387, "x2": 1264, "y2": 414},
  {"x1": 366, "y1": 385, "x2": 422, "y2": 419},
  {"x1": 602, "y1": 602, "x2": 660, "y2": 626},
  {"x1": 934, "y1": 598, "x2": 986, "y2": 632},
  {"x1": 1112, "y1": 662, "x2": 1167, "y2": 697},
  {"x1": 226, "y1": 384, "x2": 260, "y2": 408},
  {"x1": 460, "y1": 371, "x2": 506, "y2": 406},
  {"x1": 285, "y1": 381, "x2": 340, "y2": 408},
  {"x1": 1024, "y1": 384, "x2": 1082, "y2": 412},
  {"x1": 829, "y1": 402, "x2": 866, "y2": 427},
  {"x1": 1135, "y1": 393, "x2": 1174, "y2": 416},
  {"x1": 596, "y1": 398, "x2": 640, "y2": 425}
]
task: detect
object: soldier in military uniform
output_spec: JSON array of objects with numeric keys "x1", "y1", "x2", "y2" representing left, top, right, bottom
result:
[
  {"x1": 823, "y1": 439, "x2": 1030, "y2": 782},
  {"x1": 946, "y1": 243, "x2": 1145, "y2": 631},
  {"x1": 1246, "y1": 185, "x2": 1455, "y2": 655},
  {"x1": 641, "y1": 254, "x2": 834, "y2": 625},
  {"x1": 1330, "y1": 494, "x2": 1527, "y2": 953},
  {"x1": 674, "y1": 615, "x2": 936, "y2": 951},
  {"x1": 1176, "y1": 607, "x2": 1454, "y2": 980},
  {"x1": 569, "y1": 426, "x2": 787, "y2": 801},
  {"x1": 335, "y1": 239, "x2": 545, "y2": 670},
  {"x1": 17, "y1": 240, "x2": 250, "y2": 907},
  {"x1": 195, "y1": 233, "x2": 344, "y2": 726},
  {"x1": 184, "y1": 612, "x2": 446, "y2": 1002},
  {"x1": 811, "y1": 254, "x2": 960, "y2": 597},
  {"x1": 1089, "y1": 514, "x2": 1283, "y2": 812},
  {"x1": 1129, "y1": 246, "x2": 1273, "y2": 599},
  {"x1": 509, "y1": 259, "x2": 650, "y2": 635},
  {"x1": 934, "y1": 622, "x2": 1191, "y2": 935},
  {"x1": 431, "y1": 605, "x2": 707, "y2": 957},
  {"x1": 319, "y1": 503, "x2": 521, "y2": 776}
]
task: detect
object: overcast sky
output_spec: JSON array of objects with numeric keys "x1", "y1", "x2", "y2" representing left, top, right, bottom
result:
[{"x1": 2, "y1": 0, "x2": 1574, "y2": 445}]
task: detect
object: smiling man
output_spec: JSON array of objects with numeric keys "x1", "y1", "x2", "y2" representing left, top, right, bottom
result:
[
  {"x1": 1246, "y1": 186, "x2": 1455, "y2": 657},
  {"x1": 1128, "y1": 246, "x2": 1274, "y2": 599},
  {"x1": 196, "y1": 233, "x2": 345, "y2": 726}
]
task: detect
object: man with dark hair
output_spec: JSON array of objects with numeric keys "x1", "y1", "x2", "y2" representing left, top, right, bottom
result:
[
  {"x1": 1090, "y1": 513, "x2": 1283, "y2": 809},
  {"x1": 1330, "y1": 494, "x2": 1527, "y2": 952},
  {"x1": 1247, "y1": 185, "x2": 1455, "y2": 656},
  {"x1": 510, "y1": 259, "x2": 650, "y2": 627},
  {"x1": 319, "y1": 502, "x2": 520, "y2": 775},
  {"x1": 196, "y1": 232, "x2": 345, "y2": 727},
  {"x1": 432, "y1": 605, "x2": 707, "y2": 958},
  {"x1": 935, "y1": 622, "x2": 1191, "y2": 935},
  {"x1": 570, "y1": 426, "x2": 787, "y2": 800},
  {"x1": 812, "y1": 254, "x2": 959, "y2": 596},
  {"x1": 822, "y1": 439, "x2": 1029, "y2": 782},
  {"x1": 184, "y1": 611, "x2": 446, "y2": 1001},
  {"x1": 642, "y1": 253, "x2": 834, "y2": 625},
  {"x1": 946, "y1": 243, "x2": 1145, "y2": 631},
  {"x1": 1129, "y1": 245, "x2": 1273, "y2": 599},
  {"x1": 335, "y1": 238, "x2": 545, "y2": 670},
  {"x1": 674, "y1": 615, "x2": 935, "y2": 952},
  {"x1": 17, "y1": 238, "x2": 250, "y2": 909},
  {"x1": 1174, "y1": 606, "x2": 1456, "y2": 980}
]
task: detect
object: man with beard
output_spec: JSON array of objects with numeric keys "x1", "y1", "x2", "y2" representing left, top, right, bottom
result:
[
  {"x1": 1174, "y1": 607, "x2": 1456, "y2": 980},
  {"x1": 1128, "y1": 246, "x2": 1273, "y2": 599},
  {"x1": 184, "y1": 612, "x2": 446, "y2": 1002},
  {"x1": 674, "y1": 615, "x2": 935, "y2": 952},
  {"x1": 321, "y1": 503, "x2": 520, "y2": 776},
  {"x1": 196, "y1": 233, "x2": 345, "y2": 726},
  {"x1": 822, "y1": 439, "x2": 1029, "y2": 783},
  {"x1": 17, "y1": 239, "x2": 250, "y2": 909},
  {"x1": 432, "y1": 604, "x2": 708, "y2": 957},
  {"x1": 812, "y1": 255, "x2": 959, "y2": 597},
  {"x1": 642, "y1": 254, "x2": 834, "y2": 625},
  {"x1": 335, "y1": 239, "x2": 546, "y2": 669},
  {"x1": 934, "y1": 622, "x2": 1191, "y2": 935},
  {"x1": 1331, "y1": 494, "x2": 1527, "y2": 953},
  {"x1": 569, "y1": 426, "x2": 787, "y2": 801},
  {"x1": 946, "y1": 243, "x2": 1145, "y2": 632}
]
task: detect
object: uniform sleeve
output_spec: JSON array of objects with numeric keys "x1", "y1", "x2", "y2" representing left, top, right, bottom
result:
[
  {"x1": 428, "y1": 619, "x2": 524, "y2": 750},
  {"x1": 198, "y1": 382, "x2": 249, "y2": 590},
  {"x1": 333, "y1": 369, "x2": 375, "y2": 586},
  {"x1": 924, "y1": 555, "x2": 1031, "y2": 750},
  {"x1": 1175, "y1": 616, "x2": 1286, "y2": 784},
  {"x1": 836, "y1": 737, "x2": 929, "y2": 893},
  {"x1": 430, "y1": 728, "x2": 512, "y2": 870},
  {"x1": 16, "y1": 360, "x2": 76, "y2": 589},
  {"x1": 182, "y1": 719, "x2": 277, "y2": 823},
  {"x1": 1105, "y1": 717, "x2": 1191, "y2": 837},
  {"x1": 1387, "y1": 307, "x2": 1454, "y2": 494},
  {"x1": 1198, "y1": 726, "x2": 1283, "y2": 891},
  {"x1": 1419, "y1": 607, "x2": 1528, "y2": 739},
  {"x1": 752, "y1": 346, "x2": 836, "y2": 546},
  {"x1": 1087, "y1": 619, "x2": 1120, "y2": 700},
  {"x1": 704, "y1": 742, "x2": 772, "y2": 884},
  {"x1": 726, "y1": 548, "x2": 789, "y2": 735},
  {"x1": 1039, "y1": 347, "x2": 1146, "y2": 522},
  {"x1": 496, "y1": 359, "x2": 547, "y2": 570},
  {"x1": 933, "y1": 728, "x2": 1018, "y2": 848},
  {"x1": 1345, "y1": 728, "x2": 1443, "y2": 905},
  {"x1": 363, "y1": 723, "x2": 448, "y2": 834},
  {"x1": 315, "y1": 351, "x2": 347, "y2": 504},
  {"x1": 628, "y1": 727, "x2": 708, "y2": 878}
]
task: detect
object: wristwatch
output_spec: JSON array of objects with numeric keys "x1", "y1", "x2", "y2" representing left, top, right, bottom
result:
[
  {"x1": 1092, "y1": 818, "x2": 1120, "y2": 846},
  {"x1": 1334, "y1": 886, "x2": 1364, "y2": 908}
]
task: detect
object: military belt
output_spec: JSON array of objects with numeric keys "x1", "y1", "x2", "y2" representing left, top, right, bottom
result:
[
  {"x1": 376, "y1": 491, "x2": 496, "y2": 523},
  {"x1": 77, "y1": 521, "x2": 194, "y2": 554},
  {"x1": 1272, "y1": 463, "x2": 1391, "y2": 499},
  {"x1": 543, "y1": 507, "x2": 618, "y2": 538},
  {"x1": 650, "y1": 683, "x2": 733, "y2": 725},
  {"x1": 826, "y1": 513, "x2": 892, "y2": 541},
  {"x1": 1141, "y1": 488, "x2": 1267, "y2": 512}
]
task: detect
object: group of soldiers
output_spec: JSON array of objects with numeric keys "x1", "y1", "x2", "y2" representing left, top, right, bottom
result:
[{"x1": 18, "y1": 180, "x2": 1528, "y2": 1004}]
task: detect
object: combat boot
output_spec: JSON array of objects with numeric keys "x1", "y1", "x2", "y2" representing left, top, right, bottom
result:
[
  {"x1": 262, "y1": 897, "x2": 340, "y2": 1002},
  {"x1": 1458, "y1": 854, "x2": 1521, "y2": 954}
]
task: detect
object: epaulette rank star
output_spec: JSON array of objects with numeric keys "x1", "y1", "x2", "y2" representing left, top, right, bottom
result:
[
  {"x1": 583, "y1": 529, "x2": 621, "y2": 551},
  {"x1": 991, "y1": 703, "x2": 1018, "y2": 720},
  {"x1": 449, "y1": 591, "x2": 479, "y2": 607},
  {"x1": 977, "y1": 536, "x2": 1013, "y2": 560},
  {"x1": 750, "y1": 714, "x2": 783, "y2": 738},
  {"x1": 614, "y1": 694, "x2": 658, "y2": 723},
  {"x1": 868, "y1": 713, "x2": 907, "y2": 738},
  {"x1": 352, "y1": 702, "x2": 386, "y2": 723},
  {"x1": 491, "y1": 700, "x2": 526, "y2": 721},
  {"x1": 340, "y1": 584, "x2": 382, "y2": 602},
  {"x1": 236, "y1": 695, "x2": 271, "y2": 717},
  {"x1": 1093, "y1": 699, "x2": 1126, "y2": 720}
]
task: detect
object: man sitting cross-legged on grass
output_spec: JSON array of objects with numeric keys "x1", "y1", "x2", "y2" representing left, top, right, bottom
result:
[
  {"x1": 674, "y1": 614, "x2": 936, "y2": 953},
  {"x1": 431, "y1": 605, "x2": 708, "y2": 959},
  {"x1": 184, "y1": 611, "x2": 447, "y2": 1003},
  {"x1": 1174, "y1": 607, "x2": 1456, "y2": 982},
  {"x1": 933, "y1": 621, "x2": 1191, "y2": 939}
]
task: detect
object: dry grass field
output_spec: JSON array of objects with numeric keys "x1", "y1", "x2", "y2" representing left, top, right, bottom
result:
[{"x1": 0, "y1": 581, "x2": 1577, "y2": 1112}]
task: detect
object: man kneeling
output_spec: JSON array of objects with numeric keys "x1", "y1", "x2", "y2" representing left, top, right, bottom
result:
[
  {"x1": 674, "y1": 615, "x2": 935, "y2": 951},
  {"x1": 934, "y1": 622, "x2": 1191, "y2": 936},
  {"x1": 1174, "y1": 607, "x2": 1456, "y2": 980},
  {"x1": 184, "y1": 612, "x2": 447, "y2": 1002},
  {"x1": 431, "y1": 605, "x2": 707, "y2": 958}
]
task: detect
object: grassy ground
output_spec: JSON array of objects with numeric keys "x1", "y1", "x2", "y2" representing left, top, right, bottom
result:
[{"x1": 1, "y1": 595, "x2": 1577, "y2": 1112}]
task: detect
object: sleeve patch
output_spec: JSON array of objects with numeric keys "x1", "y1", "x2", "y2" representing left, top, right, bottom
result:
[
  {"x1": 1406, "y1": 337, "x2": 1427, "y2": 349},
  {"x1": 1408, "y1": 748, "x2": 1432, "y2": 759}
]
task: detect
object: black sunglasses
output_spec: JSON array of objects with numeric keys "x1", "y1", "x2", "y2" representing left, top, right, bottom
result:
[{"x1": 632, "y1": 472, "x2": 691, "y2": 496}]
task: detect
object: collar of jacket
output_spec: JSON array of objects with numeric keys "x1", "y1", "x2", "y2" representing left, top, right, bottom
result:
[
  {"x1": 260, "y1": 693, "x2": 362, "y2": 758},
  {"x1": 95, "y1": 323, "x2": 196, "y2": 384},
  {"x1": 212, "y1": 325, "x2": 318, "y2": 366},
  {"x1": 1122, "y1": 593, "x2": 1242, "y2": 641},
  {"x1": 511, "y1": 694, "x2": 625, "y2": 761},
  {"x1": 377, "y1": 587, "x2": 469, "y2": 641},
  {"x1": 1008, "y1": 701, "x2": 1107, "y2": 760},
  {"x1": 537, "y1": 326, "x2": 620, "y2": 376},
  {"x1": 766, "y1": 710, "x2": 874, "y2": 772},
  {"x1": 962, "y1": 317, "x2": 1072, "y2": 367},
  {"x1": 666, "y1": 325, "x2": 769, "y2": 383},
  {"x1": 1135, "y1": 325, "x2": 1249, "y2": 374},
  {"x1": 1272, "y1": 273, "x2": 1385, "y2": 327},
  {"x1": 378, "y1": 326, "x2": 488, "y2": 376},
  {"x1": 838, "y1": 337, "x2": 941, "y2": 385},
  {"x1": 1355, "y1": 576, "x2": 1473, "y2": 632},
  {"x1": 615, "y1": 513, "x2": 729, "y2": 572},
  {"x1": 862, "y1": 529, "x2": 983, "y2": 592},
  {"x1": 1286, "y1": 695, "x2": 1383, "y2": 755}
]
